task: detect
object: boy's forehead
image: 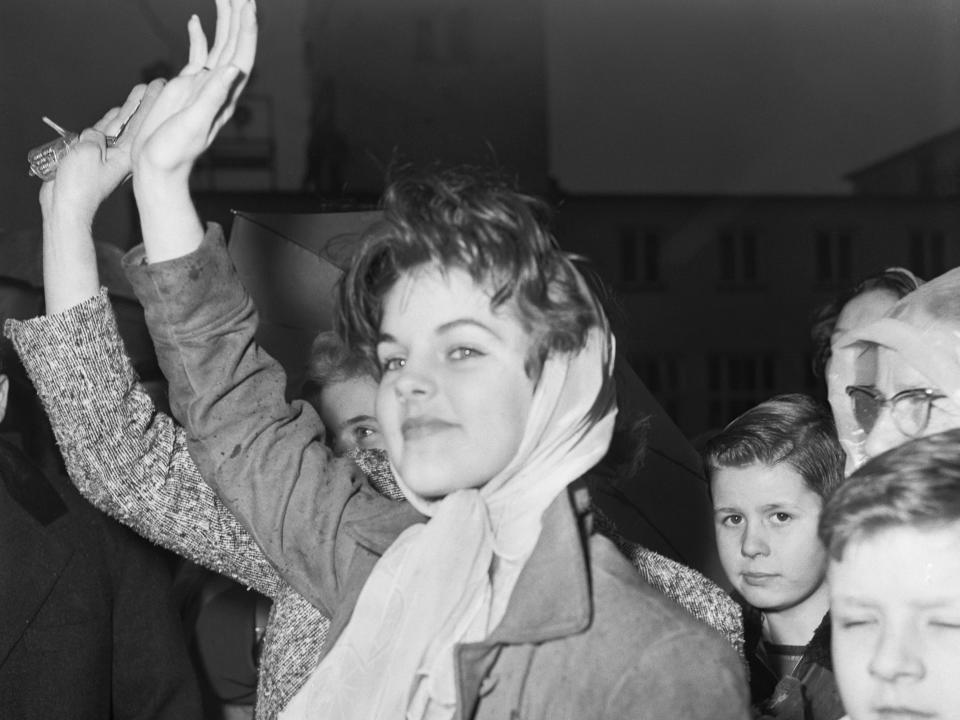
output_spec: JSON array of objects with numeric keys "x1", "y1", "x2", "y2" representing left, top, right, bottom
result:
[{"x1": 829, "y1": 523, "x2": 960, "y2": 598}]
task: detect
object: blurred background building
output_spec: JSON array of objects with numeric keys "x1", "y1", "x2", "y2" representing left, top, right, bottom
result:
[{"x1": 3, "y1": 0, "x2": 960, "y2": 442}]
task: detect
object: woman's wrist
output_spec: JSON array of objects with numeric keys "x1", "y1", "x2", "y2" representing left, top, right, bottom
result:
[{"x1": 133, "y1": 167, "x2": 205, "y2": 263}]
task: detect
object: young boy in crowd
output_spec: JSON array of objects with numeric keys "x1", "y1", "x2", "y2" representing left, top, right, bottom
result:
[
  {"x1": 820, "y1": 428, "x2": 960, "y2": 720},
  {"x1": 705, "y1": 394, "x2": 846, "y2": 719}
]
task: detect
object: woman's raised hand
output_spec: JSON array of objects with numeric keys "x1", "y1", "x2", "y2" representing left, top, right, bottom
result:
[
  {"x1": 39, "y1": 81, "x2": 164, "y2": 225},
  {"x1": 132, "y1": 0, "x2": 257, "y2": 181}
]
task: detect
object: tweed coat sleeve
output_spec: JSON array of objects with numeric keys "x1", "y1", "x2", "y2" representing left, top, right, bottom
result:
[{"x1": 5, "y1": 290, "x2": 284, "y2": 599}]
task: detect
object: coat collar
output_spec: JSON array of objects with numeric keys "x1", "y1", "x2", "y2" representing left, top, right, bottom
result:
[
  {"x1": 453, "y1": 482, "x2": 594, "y2": 720},
  {"x1": 486, "y1": 481, "x2": 593, "y2": 644}
]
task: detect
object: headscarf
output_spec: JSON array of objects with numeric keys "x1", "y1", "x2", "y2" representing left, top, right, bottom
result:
[
  {"x1": 829, "y1": 266, "x2": 960, "y2": 474},
  {"x1": 280, "y1": 296, "x2": 618, "y2": 720}
]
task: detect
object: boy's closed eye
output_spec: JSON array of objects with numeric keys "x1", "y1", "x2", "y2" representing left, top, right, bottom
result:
[{"x1": 929, "y1": 618, "x2": 960, "y2": 630}]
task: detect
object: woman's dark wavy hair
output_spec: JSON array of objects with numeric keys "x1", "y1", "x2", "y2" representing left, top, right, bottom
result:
[
  {"x1": 703, "y1": 393, "x2": 844, "y2": 499},
  {"x1": 809, "y1": 267, "x2": 922, "y2": 379},
  {"x1": 336, "y1": 168, "x2": 600, "y2": 377}
]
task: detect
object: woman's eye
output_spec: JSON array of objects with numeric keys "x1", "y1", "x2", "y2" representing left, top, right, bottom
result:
[
  {"x1": 772, "y1": 512, "x2": 792, "y2": 523},
  {"x1": 449, "y1": 346, "x2": 483, "y2": 361},
  {"x1": 381, "y1": 357, "x2": 405, "y2": 372},
  {"x1": 721, "y1": 514, "x2": 743, "y2": 527}
]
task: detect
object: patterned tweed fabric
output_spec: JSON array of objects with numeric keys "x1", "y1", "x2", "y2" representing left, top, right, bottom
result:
[
  {"x1": 6, "y1": 291, "x2": 333, "y2": 720},
  {"x1": 593, "y1": 507, "x2": 744, "y2": 656}
]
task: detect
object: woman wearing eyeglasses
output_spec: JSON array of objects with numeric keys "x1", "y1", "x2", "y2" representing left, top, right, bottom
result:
[{"x1": 828, "y1": 266, "x2": 960, "y2": 473}]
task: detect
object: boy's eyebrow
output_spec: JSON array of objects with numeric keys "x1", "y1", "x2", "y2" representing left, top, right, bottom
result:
[
  {"x1": 829, "y1": 596, "x2": 880, "y2": 609},
  {"x1": 759, "y1": 502, "x2": 802, "y2": 512},
  {"x1": 911, "y1": 598, "x2": 960, "y2": 610},
  {"x1": 712, "y1": 506, "x2": 739, "y2": 514}
]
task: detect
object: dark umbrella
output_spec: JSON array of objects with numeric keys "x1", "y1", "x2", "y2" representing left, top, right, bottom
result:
[{"x1": 226, "y1": 210, "x2": 382, "y2": 395}]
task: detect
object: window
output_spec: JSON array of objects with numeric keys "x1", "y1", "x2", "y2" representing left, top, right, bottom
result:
[
  {"x1": 707, "y1": 353, "x2": 776, "y2": 428},
  {"x1": 630, "y1": 354, "x2": 681, "y2": 421},
  {"x1": 718, "y1": 229, "x2": 759, "y2": 286},
  {"x1": 815, "y1": 230, "x2": 852, "y2": 285},
  {"x1": 619, "y1": 226, "x2": 661, "y2": 287},
  {"x1": 909, "y1": 230, "x2": 947, "y2": 279}
]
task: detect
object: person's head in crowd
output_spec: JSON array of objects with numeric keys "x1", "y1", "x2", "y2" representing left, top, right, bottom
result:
[
  {"x1": 301, "y1": 330, "x2": 384, "y2": 454},
  {"x1": 336, "y1": 167, "x2": 615, "y2": 503},
  {"x1": 811, "y1": 267, "x2": 922, "y2": 384},
  {"x1": 830, "y1": 266, "x2": 960, "y2": 473},
  {"x1": 705, "y1": 394, "x2": 844, "y2": 645},
  {"x1": 821, "y1": 428, "x2": 960, "y2": 720}
]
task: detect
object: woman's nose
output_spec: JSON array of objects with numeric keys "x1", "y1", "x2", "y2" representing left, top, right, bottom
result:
[
  {"x1": 393, "y1": 364, "x2": 436, "y2": 400},
  {"x1": 862, "y1": 407, "x2": 907, "y2": 461}
]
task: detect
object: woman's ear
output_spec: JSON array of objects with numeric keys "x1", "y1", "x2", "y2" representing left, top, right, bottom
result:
[{"x1": 0, "y1": 374, "x2": 8, "y2": 424}]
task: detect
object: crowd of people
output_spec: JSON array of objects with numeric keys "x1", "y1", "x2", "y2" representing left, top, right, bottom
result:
[{"x1": 3, "y1": 1, "x2": 960, "y2": 718}]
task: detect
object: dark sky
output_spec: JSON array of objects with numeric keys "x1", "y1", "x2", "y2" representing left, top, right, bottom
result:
[{"x1": 546, "y1": 0, "x2": 960, "y2": 194}]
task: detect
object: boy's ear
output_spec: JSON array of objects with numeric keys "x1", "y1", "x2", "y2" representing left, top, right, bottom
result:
[{"x1": 0, "y1": 373, "x2": 8, "y2": 424}]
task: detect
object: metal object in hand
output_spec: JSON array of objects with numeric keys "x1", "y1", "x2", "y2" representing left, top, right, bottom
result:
[{"x1": 27, "y1": 117, "x2": 120, "y2": 181}]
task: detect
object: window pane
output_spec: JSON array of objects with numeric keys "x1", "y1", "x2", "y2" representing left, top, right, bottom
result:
[
  {"x1": 815, "y1": 232, "x2": 832, "y2": 281},
  {"x1": 909, "y1": 232, "x2": 924, "y2": 275},
  {"x1": 644, "y1": 232, "x2": 660, "y2": 284},
  {"x1": 719, "y1": 233, "x2": 735, "y2": 282},
  {"x1": 619, "y1": 227, "x2": 637, "y2": 283},
  {"x1": 837, "y1": 234, "x2": 852, "y2": 282},
  {"x1": 742, "y1": 232, "x2": 757, "y2": 282},
  {"x1": 930, "y1": 232, "x2": 946, "y2": 276}
]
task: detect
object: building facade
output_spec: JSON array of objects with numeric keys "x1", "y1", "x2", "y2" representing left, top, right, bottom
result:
[{"x1": 553, "y1": 193, "x2": 960, "y2": 437}]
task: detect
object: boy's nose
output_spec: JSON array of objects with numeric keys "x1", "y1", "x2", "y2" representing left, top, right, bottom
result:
[
  {"x1": 740, "y1": 523, "x2": 769, "y2": 558},
  {"x1": 868, "y1": 623, "x2": 924, "y2": 683}
]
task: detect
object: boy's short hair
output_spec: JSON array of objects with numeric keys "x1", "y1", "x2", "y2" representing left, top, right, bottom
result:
[
  {"x1": 336, "y1": 167, "x2": 601, "y2": 377},
  {"x1": 819, "y1": 428, "x2": 960, "y2": 560},
  {"x1": 703, "y1": 393, "x2": 844, "y2": 498}
]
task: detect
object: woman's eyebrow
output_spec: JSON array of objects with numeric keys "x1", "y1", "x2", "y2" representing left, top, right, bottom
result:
[
  {"x1": 437, "y1": 318, "x2": 502, "y2": 339},
  {"x1": 343, "y1": 414, "x2": 378, "y2": 427}
]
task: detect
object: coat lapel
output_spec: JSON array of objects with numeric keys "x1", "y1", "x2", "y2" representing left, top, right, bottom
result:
[{"x1": 0, "y1": 441, "x2": 74, "y2": 668}]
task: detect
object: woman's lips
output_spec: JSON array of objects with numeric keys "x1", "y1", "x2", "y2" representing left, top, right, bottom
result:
[{"x1": 401, "y1": 417, "x2": 456, "y2": 440}]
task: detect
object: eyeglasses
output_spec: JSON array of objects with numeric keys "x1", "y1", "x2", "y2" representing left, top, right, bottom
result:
[{"x1": 845, "y1": 385, "x2": 946, "y2": 438}]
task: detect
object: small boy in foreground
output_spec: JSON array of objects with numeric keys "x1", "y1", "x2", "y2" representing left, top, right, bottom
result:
[{"x1": 820, "y1": 428, "x2": 960, "y2": 720}]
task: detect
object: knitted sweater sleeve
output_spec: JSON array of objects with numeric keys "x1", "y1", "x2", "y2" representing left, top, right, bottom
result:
[{"x1": 5, "y1": 290, "x2": 284, "y2": 598}]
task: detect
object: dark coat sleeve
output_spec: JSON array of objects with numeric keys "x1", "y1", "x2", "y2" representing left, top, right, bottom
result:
[{"x1": 100, "y1": 516, "x2": 205, "y2": 720}]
